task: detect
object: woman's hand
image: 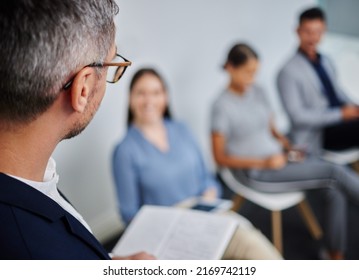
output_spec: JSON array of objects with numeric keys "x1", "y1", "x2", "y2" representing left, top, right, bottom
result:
[
  {"x1": 286, "y1": 147, "x2": 306, "y2": 163},
  {"x1": 202, "y1": 187, "x2": 217, "y2": 201},
  {"x1": 264, "y1": 154, "x2": 287, "y2": 170},
  {"x1": 202, "y1": 187, "x2": 218, "y2": 200}
]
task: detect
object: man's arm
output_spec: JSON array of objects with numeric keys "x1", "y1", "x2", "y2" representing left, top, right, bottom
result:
[
  {"x1": 211, "y1": 132, "x2": 287, "y2": 170},
  {"x1": 269, "y1": 120, "x2": 291, "y2": 151},
  {"x1": 277, "y1": 69, "x2": 343, "y2": 128}
]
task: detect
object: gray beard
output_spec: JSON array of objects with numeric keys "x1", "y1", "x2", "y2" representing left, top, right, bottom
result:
[{"x1": 62, "y1": 85, "x2": 100, "y2": 140}]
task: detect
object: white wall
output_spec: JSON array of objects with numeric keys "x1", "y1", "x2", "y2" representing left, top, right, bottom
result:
[
  {"x1": 321, "y1": 33, "x2": 359, "y2": 104},
  {"x1": 53, "y1": 0, "x2": 316, "y2": 242}
]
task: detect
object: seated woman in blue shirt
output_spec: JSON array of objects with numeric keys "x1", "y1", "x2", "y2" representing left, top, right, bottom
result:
[
  {"x1": 113, "y1": 68, "x2": 220, "y2": 224},
  {"x1": 112, "y1": 68, "x2": 282, "y2": 260}
]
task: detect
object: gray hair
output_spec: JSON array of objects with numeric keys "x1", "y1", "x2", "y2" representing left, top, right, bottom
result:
[{"x1": 0, "y1": 0, "x2": 119, "y2": 124}]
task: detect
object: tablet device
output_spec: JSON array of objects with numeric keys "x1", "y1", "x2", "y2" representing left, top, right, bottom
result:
[{"x1": 191, "y1": 198, "x2": 232, "y2": 213}]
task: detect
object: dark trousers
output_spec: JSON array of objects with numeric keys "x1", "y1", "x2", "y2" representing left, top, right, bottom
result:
[{"x1": 323, "y1": 119, "x2": 359, "y2": 151}]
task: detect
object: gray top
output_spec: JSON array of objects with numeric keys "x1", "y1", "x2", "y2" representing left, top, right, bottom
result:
[
  {"x1": 277, "y1": 51, "x2": 347, "y2": 155},
  {"x1": 211, "y1": 85, "x2": 282, "y2": 158}
]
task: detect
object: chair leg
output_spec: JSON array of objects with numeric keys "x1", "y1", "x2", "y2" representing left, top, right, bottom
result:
[
  {"x1": 271, "y1": 211, "x2": 283, "y2": 254},
  {"x1": 297, "y1": 199, "x2": 323, "y2": 240},
  {"x1": 231, "y1": 194, "x2": 245, "y2": 212},
  {"x1": 352, "y1": 160, "x2": 359, "y2": 174}
]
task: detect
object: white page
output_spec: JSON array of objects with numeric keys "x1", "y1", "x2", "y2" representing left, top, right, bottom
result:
[
  {"x1": 157, "y1": 210, "x2": 237, "y2": 259},
  {"x1": 112, "y1": 206, "x2": 182, "y2": 256},
  {"x1": 112, "y1": 205, "x2": 237, "y2": 260}
]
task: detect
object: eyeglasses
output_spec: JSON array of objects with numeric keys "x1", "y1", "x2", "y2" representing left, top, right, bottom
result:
[{"x1": 63, "y1": 54, "x2": 132, "y2": 90}]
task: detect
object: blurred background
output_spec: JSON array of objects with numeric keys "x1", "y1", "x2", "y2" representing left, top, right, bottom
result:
[{"x1": 52, "y1": 0, "x2": 359, "y2": 248}]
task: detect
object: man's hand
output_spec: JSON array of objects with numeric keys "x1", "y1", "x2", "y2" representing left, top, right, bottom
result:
[
  {"x1": 341, "y1": 105, "x2": 359, "y2": 121},
  {"x1": 112, "y1": 251, "x2": 156, "y2": 260}
]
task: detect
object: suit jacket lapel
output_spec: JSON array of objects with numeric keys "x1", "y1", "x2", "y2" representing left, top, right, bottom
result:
[
  {"x1": 63, "y1": 213, "x2": 110, "y2": 259},
  {"x1": 0, "y1": 173, "x2": 110, "y2": 259},
  {"x1": 296, "y1": 52, "x2": 323, "y2": 94}
]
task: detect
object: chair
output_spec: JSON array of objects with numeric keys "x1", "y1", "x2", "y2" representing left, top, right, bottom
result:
[
  {"x1": 321, "y1": 149, "x2": 359, "y2": 166},
  {"x1": 219, "y1": 168, "x2": 323, "y2": 254}
]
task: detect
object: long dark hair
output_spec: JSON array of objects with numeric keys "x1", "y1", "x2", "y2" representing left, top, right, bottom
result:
[
  {"x1": 127, "y1": 68, "x2": 171, "y2": 127},
  {"x1": 223, "y1": 43, "x2": 258, "y2": 69}
]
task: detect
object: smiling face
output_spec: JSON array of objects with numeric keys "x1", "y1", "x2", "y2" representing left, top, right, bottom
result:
[
  {"x1": 129, "y1": 73, "x2": 168, "y2": 126},
  {"x1": 227, "y1": 57, "x2": 259, "y2": 93},
  {"x1": 297, "y1": 19, "x2": 326, "y2": 57}
]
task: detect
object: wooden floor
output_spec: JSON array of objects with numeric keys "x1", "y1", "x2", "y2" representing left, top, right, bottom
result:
[{"x1": 234, "y1": 191, "x2": 359, "y2": 260}]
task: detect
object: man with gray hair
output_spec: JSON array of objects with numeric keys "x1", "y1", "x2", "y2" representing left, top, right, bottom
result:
[{"x1": 0, "y1": 0, "x2": 153, "y2": 259}]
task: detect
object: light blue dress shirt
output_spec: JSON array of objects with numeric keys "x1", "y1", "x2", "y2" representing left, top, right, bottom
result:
[{"x1": 112, "y1": 119, "x2": 221, "y2": 224}]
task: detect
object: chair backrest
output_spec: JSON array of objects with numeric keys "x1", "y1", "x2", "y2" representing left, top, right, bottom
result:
[{"x1": 219, "y1": 168, "x2": 305, "y2": 211}]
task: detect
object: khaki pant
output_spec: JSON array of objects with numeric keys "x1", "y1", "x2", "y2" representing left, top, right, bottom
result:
[{"x1": 221, "y1": 211, "x2": 282, "y2": 260}]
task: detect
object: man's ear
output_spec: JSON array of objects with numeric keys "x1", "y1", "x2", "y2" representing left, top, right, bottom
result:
[
  {"x1": 70, "y1": 67, "x2": 96, "y2": 113},
  {"x1": 296, "y1": 26, "x2": 300, "y2": 36},
  {"x1": 226, "y1": 63, "x2": 234, "y2": 74}
]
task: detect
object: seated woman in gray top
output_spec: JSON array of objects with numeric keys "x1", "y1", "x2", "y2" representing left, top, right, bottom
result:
[
  {"x1": 113, "y1": 68, "x2": 282, "y2": 259},
  {"x1": 211, "y1": 43, "x2": 359, "y2": 260}
]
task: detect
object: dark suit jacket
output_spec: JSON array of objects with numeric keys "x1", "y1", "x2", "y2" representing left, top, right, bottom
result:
[{"x1": 0, "y1": 173, "x2": 110, "y2": 259}]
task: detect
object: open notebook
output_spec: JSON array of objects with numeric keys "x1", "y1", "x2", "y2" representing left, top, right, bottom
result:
[{"x1": 112, "y1": 205, "x2": 238, "y2": 260}]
